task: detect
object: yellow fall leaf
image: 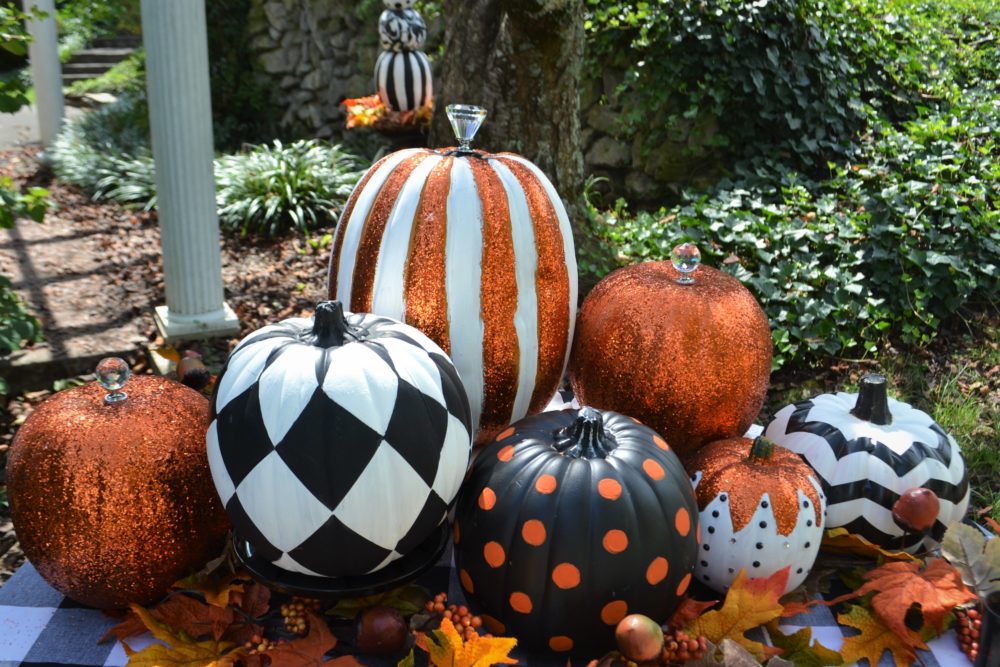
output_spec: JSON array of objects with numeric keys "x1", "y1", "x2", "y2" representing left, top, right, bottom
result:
[
  {"x1": 123, "y1": 604, "x2": 242, "y2": 667},
  {"x1": 415, "y1": 618, "x2": 517, "y2": 667},
  {"x1": 837, "y1": 605, "x2": 924, "y2": 667}
]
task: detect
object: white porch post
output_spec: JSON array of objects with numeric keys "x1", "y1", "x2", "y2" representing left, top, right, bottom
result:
[
  {"x1": 141, "y1": 0, "x2": 239, "y2": 341},
  {"x1": 25, "y1": 0, "x2": 64, "y2": 146}
]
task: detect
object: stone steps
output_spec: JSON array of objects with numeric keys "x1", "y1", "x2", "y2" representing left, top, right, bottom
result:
[{"x1": 62, "y1": 36, "x2": 140, "y2": 84}]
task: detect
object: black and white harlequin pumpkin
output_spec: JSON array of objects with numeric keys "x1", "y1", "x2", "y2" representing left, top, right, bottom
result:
[
  {"x1": 383, "y1": 0, "x2": 415, "y2": 8},
  {"x1": 375, "y1": 49, "x2": 432, "y2": 112},
  {"x1": 688, "y1": 436, "x2": 826, "y2": 594},
  {"x1": 379, "y1": 9, "x2": 427, "y2": 52},
  {"x1": 765, "y1": 374, "x2": 969, "y2": 552},
  {"x1": 207, "y1": 301, "x2": 472, "y2": 578},
  {"x1": 453, "y1": 407, "x2": 699, "y2": 654}
]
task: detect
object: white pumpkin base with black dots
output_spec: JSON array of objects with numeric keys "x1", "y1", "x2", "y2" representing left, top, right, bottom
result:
[{"x1": 691, "y1": 475, "x2": 826, "y2": 594}]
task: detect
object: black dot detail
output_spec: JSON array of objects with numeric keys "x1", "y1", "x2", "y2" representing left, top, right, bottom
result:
[
  {"x1": 703, "y1": 574, "x2": 711, "y2": 581},
  {"x1": 759, "y1": 521, "x2": 767, "y2": 529},
  {"x1": 728, "y1": 568, "x2": 735, "y2": 573},
  {"x1": 712, "y1": 510, "x2": 719, "y2": 518},
  {"x1": 708, "y1": 526, "x2": 715, "y2": 534},
  {"x1": 721, "y1": 494, "x2": 728, "y2": 502},
  {"x1": 701, "y1": 560, "x2": 708, "y2": 567},
  {"x1": 703, "y1": 544, "x2": 710, "y2": 551},
  {"x1": 797, "y1": 568, "x2": 803, "y2": 574},
  {"x1": 761, "y1": 500, "x2": 769, "y2": 508},
  {"x1": 756, "y1": 542, "x2": 763, "y2": 549},
  {"x1": 803, "y1": 500, "x2": 810, "y2": 508},
  {"x1": 805, "y1": 542, "x2": 811, "y2": 548},
  {"x1": 752, "y1": 561, "x2": 760, "y2": 568},
  {"x1": 807, "y1": 520, "x2": 813, "y2": 527}
]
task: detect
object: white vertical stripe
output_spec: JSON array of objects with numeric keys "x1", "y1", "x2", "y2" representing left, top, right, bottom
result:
[
  {"x1": 392, "y1": 52, "x2": 408, "y2": 109},
  {"x1": 335, "y1": 149, "x2": 419, "y2": 303},
  {"x1": 502, "y1": 156, "x2": 579, "y2": 376},
  {"x1": 445, "y1": 159, "x2": 485, "y2": 436},
  {"x1": 371, "y1": 154, "x2": 441, "y2": 317},
  {"x1": 490, "y1": 158, "x2": 539, "y2": 424}
]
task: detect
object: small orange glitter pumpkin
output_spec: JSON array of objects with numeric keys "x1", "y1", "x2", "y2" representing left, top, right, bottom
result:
[
  {"x1": 687, "y1": 435, "x2": 826, "y2": 594},
  {"x1": 6, "y1": 359, "x2": 229, "y2": 609},
  {"x1": 569, "y1": 246, "x2": 771, "y2": 458}
]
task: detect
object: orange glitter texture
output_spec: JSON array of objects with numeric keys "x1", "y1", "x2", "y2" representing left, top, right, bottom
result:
[
  {"x1": 5, "y1": 376, "x2": 229, "y2": 609},
  {"x1": 688, "y1": 436, "x2": 822, "y2": 535},
  {"x1": 569, "y1": 261, "x2": 772, "y2": 459}
]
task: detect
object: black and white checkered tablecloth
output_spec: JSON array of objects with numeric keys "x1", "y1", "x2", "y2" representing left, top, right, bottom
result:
[{"x1": 0, "y1": 546, "x2": 973, "y2": 667}]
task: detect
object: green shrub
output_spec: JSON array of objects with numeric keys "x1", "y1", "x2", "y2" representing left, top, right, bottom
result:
[
  {"x1": 216, "y1": 140, "x2": 364, "y2": 238},
  {"x1": 66, "y1": 48, "x2": 146, "y2": 96},
  {"x1": 587, "y1": 94, "x2": 1000, "y2": 369}
]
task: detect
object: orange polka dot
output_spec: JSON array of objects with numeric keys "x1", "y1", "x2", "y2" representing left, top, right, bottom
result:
[
  {"x1": 549, "y1": 636, "x2": 574, "y2": 652},
  {"x1": 646, "y1": 557, "x2": 669, "y2": 585},
  {"x1": 510, "y1": 591, "x2": 533, "y2": 614},
  {"x1": 552, "y1": 563, "x2": 581, "y2": 589},
  {"x1": 603, "y1": 529, "x2": 628, "y2": 554},
  {"x1": 653, "y1": 435, "x2": 669, "y2": 450},
  {"x1": 453, "y1": 521, "x2": 460, "y2": 544},
  {"x1": 483, "y1": 615, "x2": 506, "y2": 634},
  {"x1": 643, "y1": 459, "x2": 665, "y2": 480},
  {"x1": 675, "y1": 507, "x2": 691, "y2": 537},
  {"x1": 478, "y1": 487, "x2": 497, "y2": 510},
  {"x1": 497, "y1": 445, "x2": 515, "y2": 462},
  {"x1": 496, "y1": 426, "x2": 516, "y2": 441},
  {"x1": 484, "y1": 541, "x2": 506, "y2": 568},
  {"x1": 598, "y1": 478, "x2": 622, "y2": 500},
  {"x1": 535, "y1": 474, "x2": 558, "y2": 494},
  {"x1": 460, "y1": 569, "x2": 474, "y2": 593},
  {"x1": 601, "y1": 600, "x2": 628, "y2": 625},
  {"x1": 676, "y1": 572, "x2": 692, "y2": 596},
  {"x1": 522, "y1": 519, "x2": 546, "y2": 546}
]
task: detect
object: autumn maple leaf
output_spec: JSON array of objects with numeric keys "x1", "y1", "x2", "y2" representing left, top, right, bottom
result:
[
  {"x1": 123, "y1": 604, "x2": 243, "y2": 666},
  {"x1": 667, "y1": 596, "x2": 718, "y2": 630},
  {"x1": 765, "y1": 621, "x2": 843, "y2": 666},
  {"x1": 256, "y1": 612, "x2": 338, "y2": 667},
  {"x1": 415, "y1": 617, "x2": 518, "y2": 667},
  {"x1": 820, "y1": 528, "x2": 918, "y2": 563},
  {"x1": 828, "y1": 557, "x2": 975, "y2": 641},
  {"x1": 686, "y1": 567, "x2": 789, "y2": 661},
  {"x1": 837, "y1": 605, "x2": 923, "y2": 667}
]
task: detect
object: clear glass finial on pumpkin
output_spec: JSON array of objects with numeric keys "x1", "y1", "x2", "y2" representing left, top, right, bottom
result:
[
  {"x1": 96, "y1": 357, "x2": 130, "y2": 404},
  {"x1": 446, "y1": 104, "x2": 487, "y2": 152},
  {"x1": 671, "y1": 242, "x2": 701, "y2": 285}
]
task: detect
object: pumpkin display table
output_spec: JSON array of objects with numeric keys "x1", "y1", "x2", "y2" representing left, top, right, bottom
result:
[{"x1": 0, "y1": 551, "x2": 974, "y2": 666}]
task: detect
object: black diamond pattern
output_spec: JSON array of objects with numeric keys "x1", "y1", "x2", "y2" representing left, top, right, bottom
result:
[{"x1": 289, "y1": 513, "x2": 394, "y2": 577}]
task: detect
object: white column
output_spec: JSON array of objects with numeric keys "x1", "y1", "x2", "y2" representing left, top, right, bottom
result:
[
  {"x1": 25, "y1": 0, "x2": 64, "y2": 146},
  {"x1": 141, "y1": 0, "x2": 239, "y2": 341}
]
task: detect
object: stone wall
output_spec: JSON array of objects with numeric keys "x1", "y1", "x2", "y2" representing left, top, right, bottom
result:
[{"x1": 245, "y1": 2, "x2": 715, "y2": 203}]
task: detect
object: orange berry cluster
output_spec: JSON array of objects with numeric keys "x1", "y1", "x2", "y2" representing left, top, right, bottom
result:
[
  {"x1": 424, "y1": 592, "x2": 486, "y2": 641},
  {"x1": 243, "y1": 633, "x2": 285, "y2": 654},
  {"x1": 955, "y1": 604, "x2": 982, "y2": 662},
  {"x1": 280, "y1": 597, "x2": 322, "y2": 635},
  {"x1": 660, "y1": 629, "x2": 708, "y2": 664}
]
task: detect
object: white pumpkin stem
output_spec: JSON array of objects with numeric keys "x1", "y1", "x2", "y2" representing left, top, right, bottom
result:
[
  {"x1": 555, "y1": 406, "x2": 613, "y2": 459},
  {"x1": 312, "y1": 301, "x2": 352, "y2": 347},
  {"x1": 850, "y1": 374, "x2": 893, "y2": 425}
]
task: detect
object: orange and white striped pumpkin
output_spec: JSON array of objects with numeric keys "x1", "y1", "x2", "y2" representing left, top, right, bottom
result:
[{"x1": 326, "y1": 147, "x2": 578, "y2": 444}]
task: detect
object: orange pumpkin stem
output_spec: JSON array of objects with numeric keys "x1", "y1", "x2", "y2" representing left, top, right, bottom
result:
[
  {"x1": 554, "y1": 407, "x2": 614, "y2": 459},
  {"x1": 748, "y1": 435, "x2": 776, "y2": 463}
]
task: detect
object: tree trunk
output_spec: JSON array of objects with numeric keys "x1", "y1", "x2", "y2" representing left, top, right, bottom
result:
[{"x1": 430, "y1": 0, "x2": 586, "y2": 234}]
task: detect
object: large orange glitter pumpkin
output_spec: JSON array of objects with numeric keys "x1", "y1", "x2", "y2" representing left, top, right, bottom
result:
[
  {"x1": 569, "y1": 250, "x2": 771, "y2": 458},
  {"x1": 6, "y1": 360, "x2": 229, "y2": 609},
  {"x1": 327, "y1": 107, "x2": 577, "y2": 444},
  {"x1": 687, "y1": 435, "x2": 826, "y2": 594}
]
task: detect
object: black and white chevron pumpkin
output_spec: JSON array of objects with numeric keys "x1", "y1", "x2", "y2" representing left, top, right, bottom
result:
[
  {"x1": 375, "y1": 50, "x2": 432, "y2": 112},
  {"x1": 764, "y1": 374, "x2": 969, "y2": 552},
  {"x1": 383, "y1": 0, "x2": 415, "y2": 8},
  {"x1": 206, "y1": 301, "x2": 473, "y2": 578},
  {"x1": 379, "y1": 9, "x2": 427, "y2": 52}
]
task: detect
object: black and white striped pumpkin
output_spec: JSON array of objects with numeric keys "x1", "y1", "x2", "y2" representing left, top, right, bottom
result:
[
  {"x1": 375, "y1": 50, "x2": 432, "y2": 112},
  {"x1": 764, "y1": 374, "x2": 969, "y2": 552},
  {"x1": 206, "y1": 301, "x2": 473, "y2": 578},
  {"x1": 383, "y1": 0, "x2": 415, "y2": 8},
  {"x1": 379, "y1": 9, "x2": 427, "y2": 52},
  {"x1": 326, "y1": 147, "x2": 577, "y2": 444}
]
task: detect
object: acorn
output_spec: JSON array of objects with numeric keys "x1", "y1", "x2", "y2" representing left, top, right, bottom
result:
[
  {"x1": 892, "y1": 487, "x2": 941, "y2": 533},
  {"x1": 615, "y1": 614, "x2": 664, "y2": 662},
  {"x1": 356, "y1": 606, "x2": 408, "y2": 656}
]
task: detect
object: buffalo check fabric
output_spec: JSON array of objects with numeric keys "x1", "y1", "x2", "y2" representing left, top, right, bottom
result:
[{"x1": 0, "y1": 552, "x2": 974, "y2": 667}]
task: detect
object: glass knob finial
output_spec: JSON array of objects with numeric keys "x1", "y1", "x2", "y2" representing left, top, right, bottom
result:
[
  {"x1": 671, "y1": 242, "x2": 701, "y2": 285},
  {"x1": 446, "y1": 104, "x2": 487, "y2": 152},
  {"x1": 96, "y1": 357, "x2": 130, "y2": 404}
]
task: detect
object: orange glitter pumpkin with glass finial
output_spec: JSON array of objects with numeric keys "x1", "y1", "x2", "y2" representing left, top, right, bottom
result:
[
  {"x1": 687, "y1": 435, "x2": 826, "y2": 594},
  {"x1": 569, "y1": 243, "x2": 772, "y2": 459}
]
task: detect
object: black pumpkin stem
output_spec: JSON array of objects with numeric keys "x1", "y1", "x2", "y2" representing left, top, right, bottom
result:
[
  {"x1": 850, "y1": 373, "x2": 893, "y2": 426},
  {"x1": 554, "y1": 407, "x2": 614, "y2": 459},
  {"x1": 312, "y1": 301, "x2": 353, "y2": 347},
  {"x1": 748, "y1": 435, "x2": 776, "y2": 463}
]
